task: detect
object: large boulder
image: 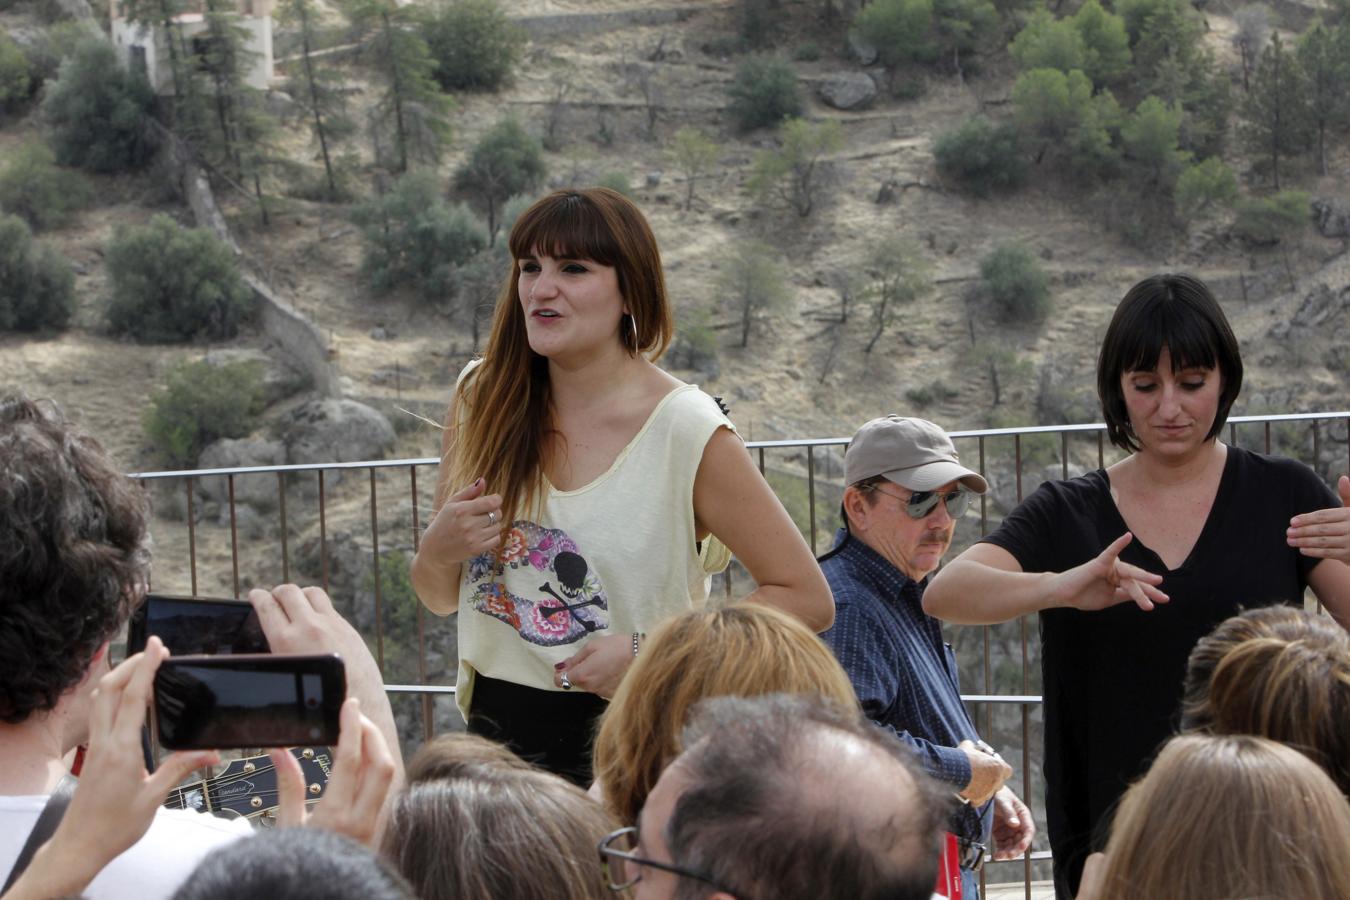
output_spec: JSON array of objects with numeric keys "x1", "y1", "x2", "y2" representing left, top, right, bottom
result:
[
  {"x1": 818, "y1": 72, "x2": 877, "y2": 110},
  {"x1": 285, "y1": 398, "x2": 396, "y2": 466},
  {"x1": 196, "y1": 437, "x2": 288, "y2": 511},
  {"x1": 1312, "y1": 198, "x2": 1350, "y2": 239}
]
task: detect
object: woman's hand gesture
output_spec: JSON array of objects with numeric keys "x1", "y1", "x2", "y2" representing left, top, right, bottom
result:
[
  {"x1": 1287, "y1": 475, "x2": 1350, "y2": 566},
  {"x1": 420, "y1": 477, "x2": 503, "y2": 565},
  {"x1": 1051, "y1": 532, "x2": 1169, "y2": 612},
  {"x1": 554, "y1": 633, "x2": 634, "y2": 699}
]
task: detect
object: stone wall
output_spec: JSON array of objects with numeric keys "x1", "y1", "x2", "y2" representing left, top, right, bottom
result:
[{"x1": 160, "y1": 124, "x2": 342, "y2": 398}]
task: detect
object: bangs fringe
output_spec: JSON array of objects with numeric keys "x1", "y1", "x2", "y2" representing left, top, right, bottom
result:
[{"x1": 509, "y1": 193, "x2": 622, "y2": 266}]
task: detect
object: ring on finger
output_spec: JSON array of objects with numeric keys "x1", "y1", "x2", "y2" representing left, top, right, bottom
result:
[
  {"x1": 487, "y1": 510, "x2": 499, "y2": 527},
  {"x1": 560, "y1": 672, "x2": 572, "y2": 690}
]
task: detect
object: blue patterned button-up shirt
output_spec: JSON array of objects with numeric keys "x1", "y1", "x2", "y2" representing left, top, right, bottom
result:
[{"x1": 820, "y1": 529, "x2": 991, "y2": 845}]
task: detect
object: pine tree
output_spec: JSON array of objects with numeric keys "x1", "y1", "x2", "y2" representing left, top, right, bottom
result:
[
  {"x1": 280, "y1": 0, "x2": 354, "y2": 199},
  {"x1": 344, "y1": 0, "x2": 451, "y2": 173},
  {"x1": 1295, "y1": 22, "x2": 1350, "y2": 177},
  {"x1": 1242, "y1": 33, "x2": 1312, "y2": 189},
  {"x1": 862, "y1": 236, "x2": 930, "y2": 353}
]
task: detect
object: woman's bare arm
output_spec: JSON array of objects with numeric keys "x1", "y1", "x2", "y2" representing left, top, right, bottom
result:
[
  {"x1": 923, "y1": 536, "x2": 1168, "y2": 625},
  {"x1": 410, "y1": 396, "x2": 502, "y2": 616},
  {"x1": 693, "y1": 428, "x2": 834, "y2": 632}
]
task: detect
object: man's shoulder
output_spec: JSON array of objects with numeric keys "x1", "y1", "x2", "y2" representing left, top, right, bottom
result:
[{"x1": 83, "y1": 807, "x2": 251, "y2": 898}]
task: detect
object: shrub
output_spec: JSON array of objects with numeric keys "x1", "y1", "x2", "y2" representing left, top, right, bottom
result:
[
  {"x1": 0, "y1": 214, "x2": 74, "y2": 332},
  {"x1": 726, "y1": 54, "x2": 802, "y2": 131},
  {"x1": 106, "y1": 214, "x2": 256, "y2": 342},
  {"x1": 905, "y1": 379, "x2": 960, "y2": 408},
  {"x1": 1174, "y1": 157, "x2": 1237, "y2": 220},
  {"x1": 424, "y1": 0, "x2": 522, "y2": 92},
  {"x1": 1009, "y1": 9, "x2": 1086, "y2": 74},
  {"x1": 747, "y1": 117, "x2": 843, "y2": 217},
  {"x1": 669, "y1": 304, "x2": 719, "y2": 375},
  {"x1": 42, "y1": 38, "x2": 158, "y2": 173},
  {"x1": 853, "y1": 0, "x2": 936, "y2": 68},
  {"x1": 1071, "y1": 0, "x2": 1131, "y2": 87},
  {"x1": 933, "y1": 116, "x2": 1027, "y2": 196},
  {"x1": 979, "y1": 243, "x2": 1050, "y2": 323},
  {"x1": 453, "y1": 117, "x2": 545, "y2": 243},
  {"x1": 0, "y1": 143, "x2": 92, "y2": 230},
  {"x1": 1232, "y1": 191, "x2": 1309, "y2": 245},
  {"x1": 0, "y1": 32, "x2": 32, "y2": 112},
  {"x1": 144, "y1": 360, "x2": 264, "y2": 467},
  {"x1": 352, "y1": 171, "x2": 487, "y2": 301},
  {"x1": 597, "y1": 171, "x2": 633, "y2": 196},
  {"x1": 793, "y1": 42, "x2": 821, "y2": 62}
]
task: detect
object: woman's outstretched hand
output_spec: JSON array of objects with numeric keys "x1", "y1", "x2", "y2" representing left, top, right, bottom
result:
[
  {"x1": 420, "y1": 477, "x2": 503, "y2": 565},
  {"x1": 1051, "y1": 532, "x2": 1169, "y2": 612},
  {"x1": 1287, "y1": 475, "x2": 1350, "y2": 566}
]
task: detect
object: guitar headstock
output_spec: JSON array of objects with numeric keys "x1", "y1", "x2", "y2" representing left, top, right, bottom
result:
[{"x1": 166, "y1": 746, "x2": 334, "y2": 821}]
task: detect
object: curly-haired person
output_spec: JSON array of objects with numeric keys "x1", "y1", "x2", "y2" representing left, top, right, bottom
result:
[{"x1": 0, "y1": 395, "x2": 251, "y2": 898}]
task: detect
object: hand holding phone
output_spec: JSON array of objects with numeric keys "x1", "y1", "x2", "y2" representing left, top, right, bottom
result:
[
  {"x1": 129, "y1": 594, "x2": 269, "y2": 657},
  {"x1": 154, "y1": 653, "x2": 346, "y2": 750},
  {"x1": 269, "y1": 697, "x2": 396, "y2": 847}
]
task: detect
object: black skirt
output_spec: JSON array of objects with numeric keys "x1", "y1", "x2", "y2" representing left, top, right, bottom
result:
[{"x1": 467, "y1": 673, "x2": 608, "y2": 787}]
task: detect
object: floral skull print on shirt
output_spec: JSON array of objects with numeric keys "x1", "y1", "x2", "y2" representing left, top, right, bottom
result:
[{"x1": 467, "y1": 521, "x2": 610, "y2": 646}]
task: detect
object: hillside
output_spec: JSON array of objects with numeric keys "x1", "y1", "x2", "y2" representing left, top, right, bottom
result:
[{"x1": 2, "y1": 0, "x2": 1348, "y2": 570}]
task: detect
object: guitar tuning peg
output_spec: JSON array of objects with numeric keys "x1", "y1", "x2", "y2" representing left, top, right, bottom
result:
[{"x1": 308, "y1": 783, "x2": 322, "y2": 795}]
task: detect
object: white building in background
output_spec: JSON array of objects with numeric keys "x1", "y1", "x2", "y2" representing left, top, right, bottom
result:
[{"x1": 110, "y1": 0, "x2": 276, "y2": 93}]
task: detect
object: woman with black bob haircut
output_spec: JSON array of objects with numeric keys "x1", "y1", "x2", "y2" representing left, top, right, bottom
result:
[
  {"x1": 409, "y1": 187, "x2": 833, "y2": 785},
  {"x1": 924, "y1": 272, "x2": 1350, "y2": 900}
]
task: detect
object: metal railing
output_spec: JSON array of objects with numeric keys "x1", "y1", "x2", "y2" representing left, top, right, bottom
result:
[{"x1": 132, "y1": 410, "x2": 1350, "y2": 895}]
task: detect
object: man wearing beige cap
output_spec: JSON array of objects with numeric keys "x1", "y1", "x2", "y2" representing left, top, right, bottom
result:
[{"x1": 820, "y1": 416, "x2": 1035, "y2": 900}]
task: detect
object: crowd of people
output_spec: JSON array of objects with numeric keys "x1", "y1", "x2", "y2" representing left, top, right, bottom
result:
[{"x1": 4, "y1": 187, "x2": 1350, "y2": 899}]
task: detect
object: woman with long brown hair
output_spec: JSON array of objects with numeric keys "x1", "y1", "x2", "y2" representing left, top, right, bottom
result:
[{"x1": 410, "y1": 187, "x2": 832, "y2": 785}]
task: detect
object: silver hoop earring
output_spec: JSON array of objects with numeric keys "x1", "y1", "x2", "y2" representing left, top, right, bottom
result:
[{"x1": 626, "y1": 313, "x2": 639, "y2": 349}]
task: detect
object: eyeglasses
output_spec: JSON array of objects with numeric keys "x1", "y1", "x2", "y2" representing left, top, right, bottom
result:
[
  {"x1": 598, "y1": 826, "x2": 734, "y2": 894},
  {"x1": 872, "y1": 486, "x2": 971, "y2": 520}
]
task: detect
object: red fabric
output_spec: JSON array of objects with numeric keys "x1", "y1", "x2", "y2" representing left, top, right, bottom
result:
[{"x1": 934, "y1": 832, "x2": 963, "y2": 898}]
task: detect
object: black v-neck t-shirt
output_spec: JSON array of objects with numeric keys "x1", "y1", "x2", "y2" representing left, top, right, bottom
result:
[{"x1": 983, "y1": 445, "x2": 1336, "y2": 896}]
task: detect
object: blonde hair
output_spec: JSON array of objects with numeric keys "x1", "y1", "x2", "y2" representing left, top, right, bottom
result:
[
  {"x1": 449, "y1": 188, "x2": 674, "y2": 531},
  {"x1": 382, "y1": 744, "x2": 616, "y2": 900},
  {"x1": 591, "y1": 602, "x2": 860, "y2": 825},
  {"x1": 1094, "y1": 734, "x2": 1350, "y2": 900}
]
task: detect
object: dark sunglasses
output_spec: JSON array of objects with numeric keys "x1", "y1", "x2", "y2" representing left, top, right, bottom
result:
[{"x1": 874, "y1": 486, "x2": 971, "y2": 520}]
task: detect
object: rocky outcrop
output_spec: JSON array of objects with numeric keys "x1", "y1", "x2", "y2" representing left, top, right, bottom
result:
[
  {"x1": 285, "y1": 398, "x2": 396, "y2": 466},
  {"x1": 818, "y1": 72, "x2": 878, "y2": 110}
]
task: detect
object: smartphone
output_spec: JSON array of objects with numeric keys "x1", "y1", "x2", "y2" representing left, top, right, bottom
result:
[
  {"x1": 154, "y1": 654, "x2": 346, "y2": 750},
  {"x1": 128, "y1": 593, "x2": 269, "y2": 656}
]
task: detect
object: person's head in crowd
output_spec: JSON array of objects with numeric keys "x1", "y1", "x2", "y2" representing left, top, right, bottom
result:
[
  {"x1": 382, "y1": 749, "x2": 616, "y2": 900},
  {"x1": 0, "y1": 394, "x2": 149, "y2": 729},
  {"x1": 404, "y1": 731, "x2": 534, "y2": 784},
  {"x1": 838, "y1": 415, "x2": 988, "y2": 582},
  {"x1": 173, "y1": 828, "x2": 414, "y2": 900},
  {"x1": 591, "y1": 603, "x2": 859, "y2": 825},
  {"x1": 1086, "y1": 734, "x2": 1350, "y2": 900},
  {"x1": 1180, "y1": 606, "x2": 1350, "y2": 796},
  {"x1": 607, "y1": 693, "x2": 947, "y2": 900},
  {"x1": 1096, "y1": 273, "x2": 1243, "y2": 453}
]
